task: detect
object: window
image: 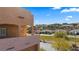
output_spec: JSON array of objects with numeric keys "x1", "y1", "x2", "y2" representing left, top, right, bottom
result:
[
  {"x1": 0, "y1": 28, "x2": 6, "y2": 37},
  {"x1": 18, "y1": 16, "x2": 24, "y2": 19}
]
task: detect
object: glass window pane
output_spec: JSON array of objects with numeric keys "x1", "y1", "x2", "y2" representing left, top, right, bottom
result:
[{"x1": 0, "y1": 28, "x2": 6, "y2": 37}]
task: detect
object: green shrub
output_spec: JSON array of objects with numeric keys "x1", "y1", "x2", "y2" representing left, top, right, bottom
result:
[{"x1": 54, "y1": 31, "x2": 67, "y2": 38}]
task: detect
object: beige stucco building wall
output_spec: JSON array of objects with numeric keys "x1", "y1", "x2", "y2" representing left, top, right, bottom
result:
[{"x1": 0, "y1": 7, "x2": 34, "y2": 37}]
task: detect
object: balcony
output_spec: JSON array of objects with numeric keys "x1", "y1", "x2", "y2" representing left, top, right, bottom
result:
[{"x1": 0, "y1": 35, "x2": 40, "y2": 51}]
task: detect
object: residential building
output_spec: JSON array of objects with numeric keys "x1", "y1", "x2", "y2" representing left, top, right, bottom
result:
[{"x1": 0, "y1": 7, "x2": 39, "y2": 51}]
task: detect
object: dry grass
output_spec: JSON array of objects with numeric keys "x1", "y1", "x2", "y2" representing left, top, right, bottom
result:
[{"x1": 40, "y1": 35, "x2": 79, "y2": 51}]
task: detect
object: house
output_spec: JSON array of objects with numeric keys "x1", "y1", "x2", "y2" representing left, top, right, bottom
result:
[
  {"x1": 55, "y1": 29, "x2": 67, "y2": 32},
  {"x1": 0, "y1": 7, "x2": 34, "y2": 38},
  {"x1": 35, "y1": 30, "x2": 54, "y2": 34},
  {"x1": 69, "y1": 29, "x2": 79, "y2": 35},
  {"x1": 0, "y1": 7, "x2": 39, "y2": 51}
]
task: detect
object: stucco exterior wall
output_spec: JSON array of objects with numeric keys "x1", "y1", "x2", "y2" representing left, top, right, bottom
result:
[
  {"x1": 0, "y1": 7, "x2": 33, "y2": 26},
  {"x1": 0, "y1": 24, "x2": 18, "y2": 37},
  {"x1": 0, "y1": 7, "x2": 34, "y2": 37}
]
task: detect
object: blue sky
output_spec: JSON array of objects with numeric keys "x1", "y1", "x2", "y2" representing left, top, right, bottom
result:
[{"x1": 23, "y1": 7, "x2": 79, "y2": 25}]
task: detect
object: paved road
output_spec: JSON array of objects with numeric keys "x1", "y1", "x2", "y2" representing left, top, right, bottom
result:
[{"x1": 40, "y1": 34, "x2": 54, "y2": 36}]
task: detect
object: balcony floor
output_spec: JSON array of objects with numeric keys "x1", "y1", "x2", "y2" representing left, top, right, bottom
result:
[{"x1": 0, "y1": 35, "x2": 39, "y2": 51}]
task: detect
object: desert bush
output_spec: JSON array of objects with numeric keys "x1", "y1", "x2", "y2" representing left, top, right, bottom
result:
[
  {"x1": 52, "y1": 38, "x2": 71, "y2": 51},
  {"x1": 54, "y1": 31, "x2": 67, "y2": 38}
]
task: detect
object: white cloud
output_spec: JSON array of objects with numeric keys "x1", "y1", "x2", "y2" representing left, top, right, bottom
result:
[
  {"x1": 65, "y1": 16, "x2": 73, "y2": 21},
  {"x1": 65, "y1": 18, "x2": 70, "y2": 21},
  {"x1": 52, "y1": 7, "x2": 61, "y2": 10},
  {"x1": 67, "y1": 16, "x2": 72, "y2": 18},
  {"x1": 61, "y1": 8, "x2": 79, "y2": 13}
]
